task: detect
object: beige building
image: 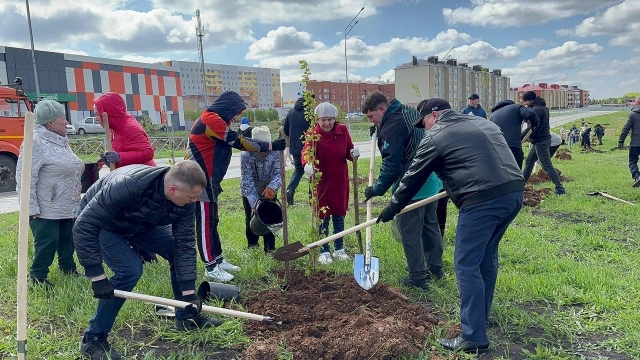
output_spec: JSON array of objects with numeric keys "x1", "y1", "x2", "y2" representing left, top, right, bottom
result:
[{"x1": 395, "y1": 56, "x2": 510, "y2": 111}]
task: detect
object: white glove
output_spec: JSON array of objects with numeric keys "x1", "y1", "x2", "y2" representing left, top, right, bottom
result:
[
  {"x1": 350, "y1": 147, "x2": 360, "y2": 158},
  {"x1": 304, "y1": 164, "x2": 314, "y2": 177}
]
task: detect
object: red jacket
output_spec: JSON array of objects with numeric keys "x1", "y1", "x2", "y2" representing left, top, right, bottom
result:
[
  {"x1": 302, "y1": 123, "x2": 354, "y2": 218},
  {"x1": 94, "y1": 92, "x2": 156, "y2": 168}
]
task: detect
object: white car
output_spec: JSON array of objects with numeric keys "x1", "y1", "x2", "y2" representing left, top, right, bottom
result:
[
  {"x1": 75, "y1": 117, "x2": 105, "y2": 135},
  {"x1": 66, "y1": 123, "x2": 76, "y2": 135}
]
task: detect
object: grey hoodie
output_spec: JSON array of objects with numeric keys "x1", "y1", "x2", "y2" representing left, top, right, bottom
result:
[{"x1": 620, "y1": 106, "x2": 640, "y2": 147}]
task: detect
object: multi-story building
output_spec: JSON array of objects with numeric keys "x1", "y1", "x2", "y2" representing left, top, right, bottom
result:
[
  {"x1": 0, "y1": 46, "x2": 186, "y2": 128},
  {"x1": 510, "y1": 83, "x2": 589, "y2": 108},
  {"x1": 395, "y1": 56, "x2": 510, "y2": 110},
  {"x1": 281, "y1": 80, "x2": 395, "y2": 114},
  {"x1": 162, "y1": 61, "x2": 281, "y2": 111}
]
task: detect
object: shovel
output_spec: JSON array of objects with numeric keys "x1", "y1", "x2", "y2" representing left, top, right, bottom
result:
[
  {"x1": 114, "y1": 290, "x2": 282, "y2": 324},
  {"x1": 354, "y1": 134, "x2": 379, "y2": 290},
  {"x1": 587, "y1": 191, "x2": 636, "y2": 206},
  {"x1": 352, "y1": 155, "x2": 364, "y2": 253},
  {"x1": 100, "y1": 112, "x2": 115, "y2": 172}
]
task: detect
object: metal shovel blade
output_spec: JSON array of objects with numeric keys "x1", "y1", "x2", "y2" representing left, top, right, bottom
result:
[
  {"x1": 353, "y1": 254, "x2": 379, "y2": 290},
  {"x1": 272, "y1": 241, "x2": 308, "y2": 261}
]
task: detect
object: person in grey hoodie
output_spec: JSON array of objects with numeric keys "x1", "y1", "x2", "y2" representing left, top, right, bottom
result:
[
  {"x1": 618, "y1": 96, "x2": 640, "y2": 187},
  {"x1": 16, "y1": 100, "x2": 84, "y2": 287}
]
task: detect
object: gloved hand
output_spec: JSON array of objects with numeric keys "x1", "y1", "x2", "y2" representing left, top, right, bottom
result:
[
  {"x1": 262, "y1": 188, "x2": 276, "y2": 200},
  {"x1": 304, "y1": 164, "x2": 314, "y2": 177},
  {"x1": 100, "y1": 151, "x2": 120, "y2": 166},
  {"x1": 364, "y1": 186, "x2": 377, "y2": 203},
  {"x1": 91, "y1": 278, "x2": 114, "y2": 299},
  {"x1": 376, "y1": 204, "x2": 398, "y2": 224},
  {"x1": 618, "y1": 141, "x2": 624, "y2": 150},
  {"x1": 350, "y1": 147, "x2": 360, "y2": 158},
  {"x1": 369, "y1": 125, "x2": 377, "y2": 138},
  {"x1": 182, "y1": 293, "x2": 202, "y2": 317},
  {"x1": 271, "y1": 139, "x2": 286, "y2": 151}
]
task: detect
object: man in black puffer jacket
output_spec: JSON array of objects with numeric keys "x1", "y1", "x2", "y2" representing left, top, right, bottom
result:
[
  {"x1": 283, "y1": 96, "x2": 312, "y2": 205},
  {"x1": 377, "y1": 99, "x2": 524, "y2": 354},
  {"x1": 618, "y1": 97, "x2": 640, "y2": 187},
  {"x1": 490, "y1": 99, "x2": 539, "y2": 168},
  {"x1": 73, "y1": 161, "x2": 221, "y2": 360},
  {"x1": 521, "y1": 91, "x2": 565, "y2": 194}
]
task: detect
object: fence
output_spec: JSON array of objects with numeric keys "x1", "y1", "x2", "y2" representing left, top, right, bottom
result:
[{"x1": 68, "y1": 136, "x2": 189, "y2": 159}]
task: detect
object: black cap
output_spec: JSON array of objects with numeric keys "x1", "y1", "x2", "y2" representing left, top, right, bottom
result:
[
  {"x1": 468, "y1": 94, "x2": 480, "y2": 100},
  {"x1": 414, "y1": 98, "x2": 451, "y2": 128}
]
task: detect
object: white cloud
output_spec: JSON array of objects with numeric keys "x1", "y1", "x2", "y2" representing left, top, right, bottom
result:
[
  {"x1": 364, "y1": 69, "x2": 395, "y2": 83},
  {"x1": 439, "y1": 41, "x2": 520, "y2": 64},
  {"x1": 119, "y1": 55, "x2": 171, "y2": 63},
  {"x1": 247, "y1": 27, "x2": 325, "y2": 60},
  {"x1": 514, "y1": 38, "x2": 553, "y2": 48},
  {"x1": 579, "y1": 57, "x2": 640, "y2": 77},
  {"x1": 443, "y1": 0, "x2": 616, "y2": 27},
  {"x1": 619, "y1": 79, "x2": 638, "y2": 87}
]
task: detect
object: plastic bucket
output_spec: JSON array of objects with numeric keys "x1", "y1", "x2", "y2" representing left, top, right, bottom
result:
[
  {"x1": 197, "y1": 281, "x2": 241, "y2": 301},
  {"x1": 249, "y1": 198, "x2": 283, "y2": 236}
]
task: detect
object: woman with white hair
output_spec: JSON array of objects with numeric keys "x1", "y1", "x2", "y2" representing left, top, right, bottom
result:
[
  {"x1": 16, "y1": 100, "x2": 84, "y2": 287},
  {"x1": 240, "y1": 126, "x2": 282, "y2": 253},
  {"x1": 302, "y1": 102, "x2": 360, "y2": 264}
]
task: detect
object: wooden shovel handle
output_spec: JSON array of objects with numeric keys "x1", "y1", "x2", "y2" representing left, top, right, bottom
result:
[
  {"x1": 101, "y1": 112, "x2": 115, "y2": 171},
  {"x1": 600, "y1": 192, "x2": 636, "y2": 206},
  {"x1": 352, "y1": 155, "x2": 363, "y2": 253}
]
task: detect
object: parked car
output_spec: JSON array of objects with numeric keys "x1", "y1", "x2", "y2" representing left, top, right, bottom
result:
[
  {"x1": 75, "y1": 117, "x2": 105, "y2": 135},
  {"x1": 66, "y1": 123, "x2": 76, "y2": 135}
]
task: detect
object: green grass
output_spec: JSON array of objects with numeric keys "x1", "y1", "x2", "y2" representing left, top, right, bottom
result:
[{"x1": 1, "y1": 111, "x2": 638, "y2": 359}]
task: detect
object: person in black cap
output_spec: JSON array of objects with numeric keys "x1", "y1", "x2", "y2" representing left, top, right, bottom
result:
[
  {"x1": 377, "y1": 98, "x2": 524, "y2": 354},
  {"x1": 521, "y1": 90, "x2": 566, "y2": 195},
  {"x1": 461, "y1": 94, "x2": 487, "y2": 118},
  {"x1": 490, "y1": 99, "x2": 539, "y2": 168}
]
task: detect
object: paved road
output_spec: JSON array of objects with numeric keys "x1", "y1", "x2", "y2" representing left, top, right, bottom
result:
[{"x1": 0, "y1": 110, "x2": 617, "y2": 214}]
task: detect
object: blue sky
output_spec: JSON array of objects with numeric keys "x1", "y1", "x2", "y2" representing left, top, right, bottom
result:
[{"x1": 0, "y1": 0, "x2": 637, "y2": 98}]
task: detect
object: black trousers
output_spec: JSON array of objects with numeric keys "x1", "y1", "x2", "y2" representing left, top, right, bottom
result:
[
  {"x1": 509, "y1": 146, "x2": 524, "y2": 169},
  {"x1": 435, "y1": 188, "x2": 449, "y2": 237},
  {"x1": 242, "y1": 196, "x2": 276, "y2": 252}
]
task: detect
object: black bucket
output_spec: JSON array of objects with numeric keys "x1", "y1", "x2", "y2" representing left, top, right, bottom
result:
[
  {"x1": 197, "y1": 281, "x2": 241, "y2": 301},
  {"x1": 81, "y1": 163, "x2": 100, "y2": 193},
  {"x1": 249, "y1": 198, "x2": 283, "y2": 236}
]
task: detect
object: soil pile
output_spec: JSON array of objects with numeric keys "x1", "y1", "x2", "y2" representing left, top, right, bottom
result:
[
  {"x1": 554, "y1": 149, "x2": 572, "y2": 160},
  {"x1": 528, "y1": 168, "x2": 570, "y2": 185},
  {"x1": 524, "y1": 185, "x2": 551, "y2": 207},
  {"x1": 580, "y1": 147, "x2": 604, "y2": 153}
]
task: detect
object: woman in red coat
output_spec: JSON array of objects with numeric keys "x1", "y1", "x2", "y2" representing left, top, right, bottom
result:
[
  {"x1": 302, "y1": 102, "x2": 360, "y2": 264},
  {"x1": 94, "y1": 92, "x2": 156, "y2": 168}
]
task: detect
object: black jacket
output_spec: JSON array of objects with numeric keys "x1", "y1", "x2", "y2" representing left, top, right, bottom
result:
[
  {"x1": 389, "y1": 110, "x2": 524, "y2": 210},
  {"x1": 490, "y1": 100, "x2": 539, "y2": 149},
  {"x1": 528, "y1": 97, "x2": 551, "y2": 143},
  {"x1": 73, "y1": 165, "x2": 197, "y2": 291},
  {"x1": 620, "y1": 106, "x2": 640, "y2": 147},
  {"x1": 283, "y1": 98, "x2": 310, "y2": 155},
  {"x1": 594, "y1": 124, "x2": 604, "y2": 137}
]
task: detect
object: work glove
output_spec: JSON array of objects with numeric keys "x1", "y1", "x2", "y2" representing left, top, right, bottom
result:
[
  {"x1": 369, "y1": 125, "x2": 377, "y2": 138},
  {"x1": 181, "y1": 293, "x2": 202, "y2": 317},
  {"x1": 364, "y1": 186, "x2": 377, "y2": 203},
  {"x1": 350, "y1": 147, "x2": 360, "y2": 158},
  {"x1": 100, "y1": 151, "x2": 120, "y2": 166},
  {"x1": 91, "y1": 278, "x2": 115, "y2": 299},
  {"x1": 376, "y1": 204, "x2": 399, "y2": 224},
  {"x1": 618, "y1": 141, "x2": 624, "y2": 150},
  {"x1": 271, "y1": 139, "x2": 286, "y2": 151},
  {"x1": 262, "y1": 188, "x2": 276, "y2": 200},
  {"x1": 304, "y1": 164, "x2": 314, "y2": 177}
]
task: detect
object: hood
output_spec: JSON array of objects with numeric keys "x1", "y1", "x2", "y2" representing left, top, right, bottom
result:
[
  {"x1": 381, "y1": 98, "x2": 402, "y2": 125},
  {"x1": 632, "y1": 105, "x2": 640, "y2": 113},
  {"x1": 531, "y1": 97, "x2": 546, "y2": 107},
  {"x1": 240, "y1": 124, "x2": 250, "y2": 131},
  {"x1": 294, "y1": 97, "x2": 305, "y2": 111},
  {"x1": 491, "y1": 100, "x2": 515, "y2": 113},
  {"x1": 206, "y1": 91, "x2": 247, "y2": 123},
  {"x1": 94, "y1": 92, "x2": 128, "y2": 132}
]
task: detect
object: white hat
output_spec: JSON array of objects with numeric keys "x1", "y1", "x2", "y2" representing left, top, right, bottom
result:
[
  {"x1": 314, "y1": 102, "x2": 338, "y2": 118},
  {"x1": 251, "y1": 126, "x2": 271, "y2": 142}
]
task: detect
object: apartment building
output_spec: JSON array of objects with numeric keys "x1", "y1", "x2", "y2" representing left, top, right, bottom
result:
[
  {"x1": 509, "y1": 83, "x2": 590, "y2": 108},
  {"x1": 281, "y1": 80, "x2": 395, "y2": 113},
  {"x1": 395, "y1": 56, "x2": 510, "y2": 110},
  {"x1": 162, "y1": 61, "x2": 281, "y2": 111}
]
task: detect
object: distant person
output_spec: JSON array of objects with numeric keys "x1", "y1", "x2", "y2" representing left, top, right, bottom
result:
[
  {"x1": 560, "y1": 126, "x2": 568, "y2": 145},
  {"x1": 490, "y1": 99, "x2": 539, "y2": 169},
  {"x1": 593, "y1": 123, "x2": 605, "y2": 145},
  {"x1": 461, "y1": 94, "x2": 487, "y2": 118},
  {"x1": 581, "y1": 123, "x2": 591, "y2": 148},
  {"x1": 278, "y1": 120, "x2": 293, "y2": 165},
  {"x1": 239, "y1": 117, "x2": 253, "y2": 138},
  {"x1": 549, "y1": 131, "x2": 562, "y2": 158},
  {"x1": 618, "y1": 96, "x2": 640, "y2": 187},
  {"x1": 283, "y1": 95, "x2": 313, "y2": 205}
]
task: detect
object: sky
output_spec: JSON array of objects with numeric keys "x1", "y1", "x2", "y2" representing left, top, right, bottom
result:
[{"x1": 0, "y1": 0, "x2": 637, "y2": 99}]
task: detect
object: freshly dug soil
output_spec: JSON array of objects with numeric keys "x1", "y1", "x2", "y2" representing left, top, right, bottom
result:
[
  {"x1": 243, "y1": 271, "x2": 456, "y2": 360},
  {"x1": 611, "y1": 146, "x2": 630, "y2": 151},
  {"x1": 524, "y1": 185, "x2": 551, "y2": 207},
  {"x1": 580, "y1": 147, "x2": 604, "y2": 153},
  {"x1": 554, "y1": 149, "x2": 572, "y2": 160},
  {"x1": 528, "y1": 168, "x2": 570, "y2": 185}
]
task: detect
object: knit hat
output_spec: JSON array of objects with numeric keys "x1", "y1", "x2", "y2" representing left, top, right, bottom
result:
[
  {"x1": 241, "y1": 117, "x2": 249, "y2": 125},
  {"x1": 34, "y1": 99, "x2": 65, "y2": 125},
  {"x1": 314, "y1": 102, "x2": 339, "y2": 118},
  {"x1": 522, "y1": 91, "x2": 537, "y2": 102},
  {"x1": 251, "y1": 126, "x2": 271, "y2": 142}
]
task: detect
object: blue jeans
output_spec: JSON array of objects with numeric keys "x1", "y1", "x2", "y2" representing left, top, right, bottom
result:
[
  {"x1": 319, "y1": 215, "x2": 345, "y2": 253},
  {"x1": 454, "y1": 191, "x2": 523, "y2": 343},
  {"x1": 85, "y1": 226, "x2": 192, "y2": 338},
  {"x1": 286, "y1": 155, "x2": 305, "y2": 193}
]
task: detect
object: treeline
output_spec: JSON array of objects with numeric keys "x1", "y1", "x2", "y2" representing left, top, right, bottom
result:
[
  {"x1": 589, "y1": 93, "x2": 640, "y2": 105},
  {"x1": 185, "y1": 108, "x2": 281, "y2": 122}
]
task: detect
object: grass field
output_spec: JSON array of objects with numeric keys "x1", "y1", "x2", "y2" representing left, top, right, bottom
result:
[{"x1": 1, "y1": 111, "x2": 638, "y2": 359}]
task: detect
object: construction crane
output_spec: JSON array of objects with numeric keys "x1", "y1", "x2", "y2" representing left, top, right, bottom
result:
[{"x1": 196, "y1": 9, "x2": 207, "y2": 106}]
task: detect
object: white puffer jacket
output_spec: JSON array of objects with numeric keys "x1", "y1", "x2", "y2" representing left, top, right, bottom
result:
[{"x1": 16, "y1": 125, "x2": 84, "y2": 219}]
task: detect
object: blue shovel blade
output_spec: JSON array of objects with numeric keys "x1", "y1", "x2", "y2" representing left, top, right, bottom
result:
[{"x1": 353, "y1": 254, "x2": 379, "y2": 290}]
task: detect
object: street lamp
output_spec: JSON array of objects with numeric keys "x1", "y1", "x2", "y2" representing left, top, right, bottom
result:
[{"x1": 344, "y1": 7, "x2": 364, "y2": 132}]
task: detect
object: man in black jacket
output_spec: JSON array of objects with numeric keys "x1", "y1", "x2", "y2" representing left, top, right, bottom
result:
[
  {"x1": 490, "y1": 99, "x2": 539, "y2": 168},
  {"x1": 619, "y1": 96, "x2": 640, "y2": 187},
  {"x1": 377, "y1": 99, "x2": 524, "y2": 354},
  {"x1": 283, "y1": 96, "x2": 312, "y2": 205},
  {"x1": 73, "y1": 161, "x2": 220, "y2": 360},
  {"x1": 520, "y1": 91, "x2": 566, "y2": 195}
]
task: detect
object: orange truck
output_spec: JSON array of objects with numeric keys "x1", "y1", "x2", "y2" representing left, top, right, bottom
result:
[{"x1": 0, "y1": 79, "x2": 33, "y2": 193}]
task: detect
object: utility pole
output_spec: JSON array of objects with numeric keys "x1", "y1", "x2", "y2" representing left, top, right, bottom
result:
[
  {"x1": 26, "y1": 0, "x2": 40, "y2": 100},
  {"x1": 196, "y1": 9, "x2": 207, "y2": 108},
  {"x1": 344, "y1": 7, "x2": 364, "y2": 132}
]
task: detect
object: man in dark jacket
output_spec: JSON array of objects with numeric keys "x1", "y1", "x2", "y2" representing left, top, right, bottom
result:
[
  {"x1": 521, "y1": 91, "x2": 566, "y2": 194},
  {"x1": 362, "y1": 92, "x2": 445, "y2": 289},
  {"x1": 490, "y1": 100, "x2": 539, "y2": 168},
  {"x1": 283, "y1": 96, "x2": 311, "y2": 205},
  {"x1": 73, "y1": 161, "x2": 219, "y2": 360},
  {"x1": 619, "y1": 96, "x2": 640, "y2": 187},
  {"x1": 377, "y1": 98, "x2": 524, "y2": 354},
  {"x1": 593, "y1": 123, "x2": 605, "y2": 145},
  {"x1": 461, "y1": 94, "x2": 487, "y2": 118}
]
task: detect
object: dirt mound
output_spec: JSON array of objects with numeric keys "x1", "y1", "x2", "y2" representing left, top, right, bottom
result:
[
  {"x1": 528, "y1": 168, "x2": 570, "y2": 185},
  {"x1": 554, "y1": 149, "x2": 572, "y2": 160},
  {"x1": 524, "y1": 185, "x2": 551, "y2": 207},
  {"x1": 243, "y1": 271, "x2": 455, "y2": 360},
  {"x1": 611, "y1": 146, "x2": 630, "y2": 151},
  {"x1": 580, "y1": 147, "x2": 604, "y2": 153}
]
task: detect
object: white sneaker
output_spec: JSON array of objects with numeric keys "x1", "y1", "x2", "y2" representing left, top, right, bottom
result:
[
  {"x1": 318, "y1": 252, "x2": 333, "y2": 264},
  {"x1": 218, "y1": 259, "x2": 240, "y2": 272},
  {"x1": 204, "y1": 266, "x2": 234, "y2": 282},
  {"x1": 332, "y1": 249, "x2": 350, "y2": 261}
]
